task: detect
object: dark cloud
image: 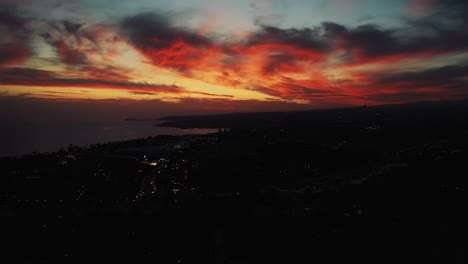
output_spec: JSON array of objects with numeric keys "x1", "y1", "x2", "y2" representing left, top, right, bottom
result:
[
  {"x1": 47, "y1": 20, "x2": 98, "y2": 45},
  {"x1": 247, "y1": 25, "x2": 329, "y2": 51},
  {"x1": 260, "y1": 3, "x2": 467, "y2": 61},
  {"x1": 376, "y1": 64, "x2": 468, "y2": 86},
  {"x1": 364, "y1": 62, "x2": 468, "y2": 104},
  {"x1": 223, "y1": 25, "x2": 333, "y2": 77},
  {"x1": 371, "y1": 64, "x2": 468, "y2": 98},
  {"x1": 435, "y1": 0, "x2": 468, "y2": 28},
  {"x1": 252, "y1": 82, "x2": 334, "y2": 101},
  {"x1": 117, "y1": 7, "x2": 468, "y2": 84},
  {"x1": 188, "y1": 91, "x2": 235, "y2": 98},
  {"x1": 42, "y1": 20, "x2": 101, "y2": 65},
  {"x1": 120, "y1": 12, "x2": 215, "y2": 72},
  {"x1": 343, "y1": 25, "x2": 400, "y2": 58},
  {"x1": 262, "y1": 53, "x2": 299, "y2": 75},
  {"x1": 0, "y1": 67, "x2": 53, "y2": 82},
  {"x1": 366, "y1": 91, "x2": 443, "y2": 103},
  {"x1": 250, "y1": 85, "x2": 283, "y2": 97},
  {"x1": 332, "y1": 23, "x2": 468, "y2": 61},
  {"x1": 0, "y1": 67, "x2": 185, "y2": 94},
  {"x1": 0, "y1": 7, "x2": 31, "y2": 66},
  {"x1": 62, "y1": 20, "x2": 83, "y2": 34},
  {"x1": 362, "y1": 1, "x2": 467, "y2": 58},
  {"x1": 0, "y1": 43, "x2": 28, "y2": 66},
  {"x1": 242, "y1": 5, "x2": 467, "y2": 65},
  {"x1": 321, "y1": 22, "x2": 348, "y2": 37},
  {"x1": 119, "y1": 13, "x2": 329, "y2": 75},
  {"x1": 322, "y1": 0, "x2": 468, "y2": 62},
  {"x1": 84, "y1": 66, "x2": 130, "y2": 82},
  {"x1": 53, "y1": 40, "x2": 87, "y2": 65},
  {"x1": 0, "y1": 8, "x2": 27, "y2": 30},
  {"x1": 131, "y1": 90, "x2": 234, "y2": 98},
  {"x1": 278, "y1": 83, "x2": 331, "y2": 95},
  {"x1": 121, "y1": 12, "x2": 212, "y2": 50}
]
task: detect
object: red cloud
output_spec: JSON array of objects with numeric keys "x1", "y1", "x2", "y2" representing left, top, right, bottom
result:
[
  {"x1": 0, "y1": 42, "x2": 28, "y2": 66},
  {"x1": 229, "y1": 43, "x2": 325, "y2": 76},
  {"x1": 141, "y1": 39, "x2": 224, "y2": 72},
  {"x1": 55, "y1": 40, "x2": 87, "y2": 65},
  {"x1": 0, "y1": 8, "x2": 30, "y2": 66},
  {"x1": 407, "y1": 0, "x2": 438, "y2": 15}
]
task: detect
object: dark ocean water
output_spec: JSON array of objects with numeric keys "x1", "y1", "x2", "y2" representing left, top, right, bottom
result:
[{"x1": 0, "y1": 120, "x2": 217, "y2": 157}]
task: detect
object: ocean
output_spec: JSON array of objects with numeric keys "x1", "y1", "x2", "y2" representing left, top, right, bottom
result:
[{"x1": 0, "y1": 120, "x2": 217, "y2": 157}]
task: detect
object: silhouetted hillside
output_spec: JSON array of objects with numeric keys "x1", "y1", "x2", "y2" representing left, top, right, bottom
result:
[{"x1": 158, "y1": 100, "x2": 468, "y2": 129}]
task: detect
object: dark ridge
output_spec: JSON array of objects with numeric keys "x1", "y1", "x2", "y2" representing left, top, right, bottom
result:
[
  {"x1": 157, "y1": 100, "x2": 468, "y2": 129},
  {"x1": 125, "y1": 118, "x2": 160, "y2": 121}
]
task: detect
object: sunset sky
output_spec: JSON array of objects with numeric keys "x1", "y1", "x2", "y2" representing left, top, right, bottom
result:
[{"x1": 1, "y1": 0, "x2": 467, "y2": 114}]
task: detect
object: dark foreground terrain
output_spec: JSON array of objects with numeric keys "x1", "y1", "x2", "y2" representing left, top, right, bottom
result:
[{"x1": 1, "y1": 100, "x2": 468, "y2": 263}]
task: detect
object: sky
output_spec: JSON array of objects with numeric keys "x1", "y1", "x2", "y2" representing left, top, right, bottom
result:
[{"x1": 0, "y1": 0, "x2": 468, "y2": 117}]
